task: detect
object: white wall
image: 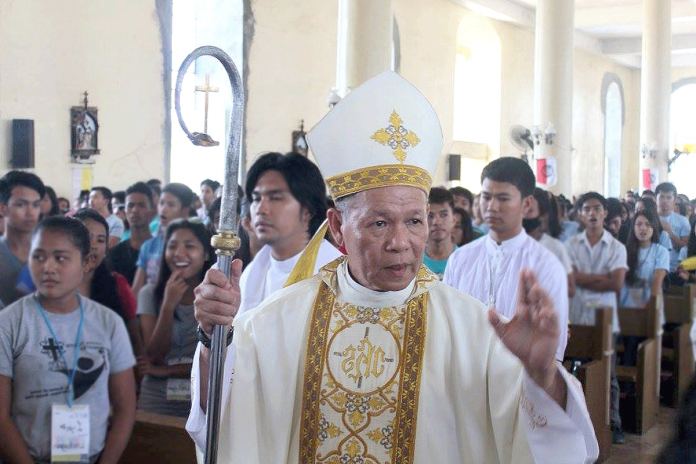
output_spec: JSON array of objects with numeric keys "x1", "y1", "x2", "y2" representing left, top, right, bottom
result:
[
  {"x1": 244, "y1": 0, "x2": 338, "y2": 168},
  {"x1": 2, "y1": 0, "x2": 690, "y2": 201},
  {"x1": 0, "y1": 0, "x2": 166, "y2": 200}
]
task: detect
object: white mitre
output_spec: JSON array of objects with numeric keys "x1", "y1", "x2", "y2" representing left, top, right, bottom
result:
[{"x1": 307, "y1": 71, "x2": 443, "y2": 200}]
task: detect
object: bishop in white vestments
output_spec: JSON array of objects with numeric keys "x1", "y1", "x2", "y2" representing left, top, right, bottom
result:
[{"x1": 191, "y1": 71, "x2": 599, "y2": 463}]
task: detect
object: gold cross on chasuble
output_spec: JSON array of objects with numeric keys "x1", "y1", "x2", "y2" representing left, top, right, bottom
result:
[
  {"x1": 370, "y1": 110, "x2": 421, "y2": 164},
  {"x1": 299, "y1": 280, "x2": 428, "y2": 464},
  {"x1": 195, "y1": 73, "x2": 219, "y2": 134}
]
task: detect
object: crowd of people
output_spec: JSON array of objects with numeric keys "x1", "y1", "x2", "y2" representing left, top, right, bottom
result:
[{"x1": 1, "y1": 77, "x2": 695, "y2": 463}]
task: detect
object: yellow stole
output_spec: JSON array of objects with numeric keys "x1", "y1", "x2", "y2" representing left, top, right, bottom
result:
[{"x1": 299, "y1": 260, "x2": 433, "y2": 463}]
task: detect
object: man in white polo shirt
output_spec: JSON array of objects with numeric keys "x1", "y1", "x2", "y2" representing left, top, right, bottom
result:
[
  {"x1": 565, "y1": 191, "x2": 628, "y2": 444},
  {"x1": 444, "y1": 157, "x2": 569, "y2": 361}
]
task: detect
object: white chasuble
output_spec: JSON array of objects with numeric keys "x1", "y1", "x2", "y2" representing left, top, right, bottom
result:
[
  {"x1": 210, "y1": 257, "x2": 598, "y2": 464},
  {"x1": 299, "y1": 271, "x2": 430, "y2": 463}
]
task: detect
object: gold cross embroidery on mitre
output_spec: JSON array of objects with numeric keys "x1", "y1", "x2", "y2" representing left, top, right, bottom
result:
[{"x1": 371, "y1": 110, "x2": 421, "y2": 164}]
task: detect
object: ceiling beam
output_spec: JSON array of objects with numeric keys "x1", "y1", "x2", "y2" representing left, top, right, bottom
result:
[
  {"x1": 446, "y1": 0, "x2": 535, "y2": 28},
  {"x1": 601, "y1": 34, "x2": 696, "y2": 55},
  {"x1": 575, "y1": 2, "x2": 696, "y2": 29},
  {"x1": 447, "y1": 0, "x2": 696, "y2": 68}
]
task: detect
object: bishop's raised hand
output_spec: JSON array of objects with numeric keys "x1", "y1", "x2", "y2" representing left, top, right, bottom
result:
[{"x1": 488, "y1": 269, "x2": 560, "y2": 389}]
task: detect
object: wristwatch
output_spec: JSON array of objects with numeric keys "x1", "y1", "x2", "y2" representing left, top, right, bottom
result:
[{"x1": 196, "y1": 324, "x2": 234, "y2": 349}]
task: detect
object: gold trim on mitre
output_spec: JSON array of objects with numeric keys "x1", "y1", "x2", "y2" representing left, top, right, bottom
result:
[{"x1": 326, "y1": 164, "x2": 432, "y2": 200}]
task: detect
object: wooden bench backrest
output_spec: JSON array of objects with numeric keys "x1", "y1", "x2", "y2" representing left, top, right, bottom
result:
[
  {"x1": 618, "y1": 296, "x2": 660, "y2": 338},
  {"x1": 120, "y1": 410, "x2": 196, "y2": 464},
  {"x1": 566, "y1": 306, "x2": 612, "y2": 359},
  {"x1": 664, "y1": 284, "x2": 695, "y2": 324}
]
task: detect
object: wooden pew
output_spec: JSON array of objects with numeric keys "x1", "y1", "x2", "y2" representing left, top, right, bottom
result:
[
  {"x1": 565, "y1": 306, "x2": 613, "y2": 462},
  {"x1": 120, "y1": 410, "x2": 196, "y2": 463},
  {"x1": 616, "y1": 296, "x2": 661, "y2": 434},
  {"x1": 663, "y1": 284, "x2": 695, "y2": 405}
]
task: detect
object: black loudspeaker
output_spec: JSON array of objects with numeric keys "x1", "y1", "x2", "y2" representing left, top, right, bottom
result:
[
  {"x1": 448, "y1": 154, "x2": 461, "y2": 181},
  {"x1": 12, "y1": 119, "x2": 35, "y2": 169}
]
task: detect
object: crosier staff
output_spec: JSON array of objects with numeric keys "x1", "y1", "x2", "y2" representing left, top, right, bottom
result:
[{"x1": 174, "y1": 46, "x2": 243, "y2": 464}]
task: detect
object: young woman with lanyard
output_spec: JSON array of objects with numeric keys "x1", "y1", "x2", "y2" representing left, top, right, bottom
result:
[
  {"x1": 0, "y1": 216, "x2": 136, "y2": 464},
  {"x1": 136, "y1": 218, "x2": 213, "y2": 417},
  {"x1": 619, "y1": 209, "x2": 669, "y2": 366}
]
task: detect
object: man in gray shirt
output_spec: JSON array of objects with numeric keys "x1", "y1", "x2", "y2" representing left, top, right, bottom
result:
[{"x1": 0, "y1": 171, "x2": 45, "y2": 307}]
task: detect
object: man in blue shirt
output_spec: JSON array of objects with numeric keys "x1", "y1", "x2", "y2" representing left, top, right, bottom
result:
[
  {"x1": 424, "y1": 187, "x2": 457, "y2": 279},
  {"x1": 656, "y1": 182, "x2": 690, "y2": 272},
  {"x1": 131, "y1": 183, "x2": 196, "y2": 299}
]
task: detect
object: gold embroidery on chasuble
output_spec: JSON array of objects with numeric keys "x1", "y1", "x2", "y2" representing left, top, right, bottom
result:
[{"x1": 300, "y1": 259, "x2": 436, "y2": 464}]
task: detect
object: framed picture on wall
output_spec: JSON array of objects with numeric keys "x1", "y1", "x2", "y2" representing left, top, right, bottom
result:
[
  {"x1": 71, "y1": 91, "x2": 100, "y2": 162},
  {"x1": 292, "y1": 120, "x2": 308, "y2": 157}
]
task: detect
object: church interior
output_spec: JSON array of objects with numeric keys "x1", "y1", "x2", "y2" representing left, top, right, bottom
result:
[{"x1": 2, "y1": 0, "x2": 696, "y2": 463}]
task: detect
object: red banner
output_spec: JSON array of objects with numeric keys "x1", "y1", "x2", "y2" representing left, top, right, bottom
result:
[
  {"x1": 537, "y1": 159, "x2": 547, "y2": 185},
  {"x1": 642, "y1": 168, "x2": 652, "y2": 190}
]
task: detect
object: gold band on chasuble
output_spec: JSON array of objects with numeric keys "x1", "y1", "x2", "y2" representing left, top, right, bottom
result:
[
  {"x1": 299, "y1": 281, "x2": 428, "y2": 464},
  {"x1": 325, "y1": 164, "x2": 432, "y2": 200}
]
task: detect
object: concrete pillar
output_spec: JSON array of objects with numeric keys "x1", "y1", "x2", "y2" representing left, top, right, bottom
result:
[
  {"x1": 639, "y1": 0, "x2": 671, "y2": 192},
  {"x1": 335, "y1": 0, "x2": 392, "y2": 97},
  {"x1": 533, "y1": 0, "x2": 574, "y2": 196}
]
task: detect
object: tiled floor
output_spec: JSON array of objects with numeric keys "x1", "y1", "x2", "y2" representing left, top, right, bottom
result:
[{"x1": 603, "y1": 406, "x2": 676, "y2": 463}]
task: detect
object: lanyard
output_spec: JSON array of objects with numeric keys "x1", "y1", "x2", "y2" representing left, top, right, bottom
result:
[
  {"x1": 35, "y1": 293, "x2": 85, "y2": 407},
  {"x1": 636, "y1": 244, "x2": 654, "y2": 274},
  {"x1": 632, "y1": 244, "x2": 656, "y2": 289}
]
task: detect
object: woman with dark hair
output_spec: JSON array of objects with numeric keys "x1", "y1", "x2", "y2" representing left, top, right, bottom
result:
[
  {"x1": 57, "y1": 196, "x2": 70, "y2": 214},
  {"x1": 635, "y1": 197, "x2": 673, "y2": 253},
  {"x1": 0, "y1": 216, "x2": 135, "y2": 463},
  {"x1": 617, "y1": 201, "x2": 632, "y2": 244},
  {"x1": 136, "y1": 219, "x2": 213, "y2": 417},
  {"x1": 73, "y1": 209, "x2": 143, "y2": 357},
  {"x1": 451, "y1": 207, "x2": 474, "y2": 246},
  {"x1": 621, "y1": 210, "x2": 669, "y2": 308},
  {"x1": 40, "y1": 186, "x2": 60, "y2": 218},
  {"x1": 619, "y1": 210, "x2": 669, "y2": 367}
]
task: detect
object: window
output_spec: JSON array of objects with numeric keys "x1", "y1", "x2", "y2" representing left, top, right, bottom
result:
[
  {"x1": 452, "y1": 14, "x2": 501, "y2": 184},
  {"x1": 603, "y1": 81, "x2": 622, "y2": 198},
  {"x1": 169, "y1": 0, "x2": 244, "y2": 190},
  {"x1": 669, "y1": 80, "x2": 696, "y2": 199}
]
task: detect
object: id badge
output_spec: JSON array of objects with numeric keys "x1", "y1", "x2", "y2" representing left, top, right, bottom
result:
[
  {"x1": 166, "y1": 378, "x2": 191, "y2": 401},
  {"x1": 166, "y1": 357, "x2": 193, "y2": 401},
  {"x1": 51, "y1": 404, "x2": 90, "y2": 463}
]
